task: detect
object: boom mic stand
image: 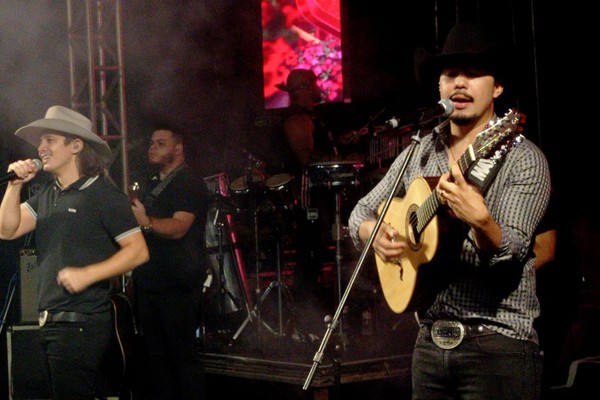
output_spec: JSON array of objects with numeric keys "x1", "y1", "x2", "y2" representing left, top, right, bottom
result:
[{"x1": 303, "y1": 128, "x2": 425, "y2": 391}]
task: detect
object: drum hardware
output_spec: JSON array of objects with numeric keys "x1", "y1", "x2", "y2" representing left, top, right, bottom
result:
[
  {"x1": 230, "y1": 163, "x2": 279, "y2": 346},
  {"x1": 332, "y1": 188, "x2": 348, "y2": 341},
  {"x1": 209, "y1": 194, "x2": 239, "y2": 215},
  {"x1": 203, "y1": 172, "x2": 252, "y2": 338},
  {"x1": 304, "y1": 161, "x2": 364, "y2": 343},
  {"x1": 231, "y1": 225, "x2": 295, "y2": 343},
  {"x1": 212, "y1": 207, "x2": 248, "y2": 318}
]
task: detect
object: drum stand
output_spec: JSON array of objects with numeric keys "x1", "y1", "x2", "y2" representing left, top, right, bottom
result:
[
  {"x1": 231, "y1": 227, "x2": 293, "y2": 343},
  {"x1": 332, "y1": 188, "x2": 347, "y2": 342},
  {"x1": 230, "y1": 169, "x2": 282, "y2": 346}
]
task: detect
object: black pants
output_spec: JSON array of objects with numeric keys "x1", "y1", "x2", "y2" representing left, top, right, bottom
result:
[
  {"x1": 39, "y1": 313, "x2": 112, "y2": 400},
  {"x1": 134, "y1": 288, "x2": 205, "y2": 400}
]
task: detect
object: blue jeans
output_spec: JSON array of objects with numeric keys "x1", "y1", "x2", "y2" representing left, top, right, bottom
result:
[
  {"x1": 39, "y1": 314, "x2": 113, "y2": 400},
  {"x1": 412, "y1": 326, "x2": 543, "y2": 400}
]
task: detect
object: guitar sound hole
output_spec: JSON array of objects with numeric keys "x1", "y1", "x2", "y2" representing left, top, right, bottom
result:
[{"x1": 406, "y1": 206, "x2": 421, "y2": 251}]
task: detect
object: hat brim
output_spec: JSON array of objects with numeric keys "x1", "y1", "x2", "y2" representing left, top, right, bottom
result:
[
  {"x1": 414, "y1": 46, "x2": 510, "y2": 87},
  {"x1": 15, "y1": 118, "x2": 112, "y2": 160}
]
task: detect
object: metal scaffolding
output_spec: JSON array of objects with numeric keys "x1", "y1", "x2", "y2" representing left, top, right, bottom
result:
[{"x1": 66, "y1": 0, "x2": 129, "y2": 191}]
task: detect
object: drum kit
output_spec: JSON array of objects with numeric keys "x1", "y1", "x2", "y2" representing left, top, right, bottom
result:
[
  {"x1": 203, "y1": 167, "x2": 300, "y2": 343},
  {"x1": 202, "y1": 156, "x2": 365, "y2": 345}
]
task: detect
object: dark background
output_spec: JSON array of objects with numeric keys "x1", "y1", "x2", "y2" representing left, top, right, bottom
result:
[{"x1": 0, "y1": 1, "x2": 596, "y2": 399}]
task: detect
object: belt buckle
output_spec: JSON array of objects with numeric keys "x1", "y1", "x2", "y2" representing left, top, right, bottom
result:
[
  {"x1": 431, "y1": 320, "x2": 465, "y2": 349},
  {"x1": 39, "y1": 310, "x2": 48, "y2": 327}
]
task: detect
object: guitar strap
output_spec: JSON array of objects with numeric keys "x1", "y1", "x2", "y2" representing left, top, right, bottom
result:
[{"x1": 144, "y1": 163, "x2": 186, "y2": 210}]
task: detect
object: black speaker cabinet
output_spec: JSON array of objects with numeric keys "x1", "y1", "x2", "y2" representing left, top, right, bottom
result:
[
  {"x1": 18, "y1": 249, "x2": 39, "y2": 325},
  {"x1": 6, "y1": 325, "x2": 50, "y2": 399}
]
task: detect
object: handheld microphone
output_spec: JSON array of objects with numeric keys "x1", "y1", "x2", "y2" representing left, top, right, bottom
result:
[
  {"x1": 385, "y1": 99, "x2": 455, "y2": 129},
  {"x1": 0, "y1": 159, "x2": 43, "y2": 185}
]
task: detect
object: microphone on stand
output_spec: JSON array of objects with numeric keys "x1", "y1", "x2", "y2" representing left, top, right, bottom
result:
[{"x1": 385, "y1": 99, "x2": 455, "y2": 130}]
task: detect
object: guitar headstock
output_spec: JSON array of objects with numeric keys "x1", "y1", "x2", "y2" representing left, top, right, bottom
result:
[
  {"x1": 457, "y1": 109, "x2": 526, "y2": 192},
  {"x1": 456, "y1": 109, "x2": 526, "y2": 178},
  {"x1": 128, "y1": 181, "x2": 140, "y2": 205},
  {"x1": 473, "y1": 108, "x2": 525, "y2": 160}
]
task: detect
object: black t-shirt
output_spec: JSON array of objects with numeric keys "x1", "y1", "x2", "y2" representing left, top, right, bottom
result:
[{"x1": 132, "y1": 165, "x2": 209, "y2": 293}]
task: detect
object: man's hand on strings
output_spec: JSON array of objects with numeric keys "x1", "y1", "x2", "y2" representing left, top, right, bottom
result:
[
  {"x1": 363, "y1": 220, "x2": 406, "y2": 265},
  {"x1": 437, "y1": 163, "x2": 488, "y2": 227}
]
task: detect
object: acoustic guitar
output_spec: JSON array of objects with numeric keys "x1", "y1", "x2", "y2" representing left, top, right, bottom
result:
[{"x1": 375, "y1": 109, "x2": 525, "y2": 313}]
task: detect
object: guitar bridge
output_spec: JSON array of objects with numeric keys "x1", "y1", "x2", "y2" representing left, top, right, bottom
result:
[{"x1": 399, "y1": 263, "x2": 403, "y2": 281}]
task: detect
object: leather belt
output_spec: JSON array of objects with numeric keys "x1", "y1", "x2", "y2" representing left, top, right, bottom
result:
[
  {"x1": 428, "y1": 320, "x2": 495, "y2": 349},
  {"x1": 39, "y1": 310, "x2": 89, "y2": 327}
]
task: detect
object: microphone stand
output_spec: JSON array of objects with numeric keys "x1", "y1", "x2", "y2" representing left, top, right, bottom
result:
[{"x1": 303, "y1": 127, "x2": 426, "y2": 391}]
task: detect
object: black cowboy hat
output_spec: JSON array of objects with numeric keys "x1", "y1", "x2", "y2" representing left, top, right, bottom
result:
[
  {"x1": 275, "y1": 68, "x2": 318, "y2": 93},
  {"x1": 414, "y1": 23, "x2": 511, "y2": 87}
]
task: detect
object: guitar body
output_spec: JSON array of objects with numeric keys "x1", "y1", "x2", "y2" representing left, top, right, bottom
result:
[{"x1": 376, "y1": 177, "x2": 439, "y2": 313}]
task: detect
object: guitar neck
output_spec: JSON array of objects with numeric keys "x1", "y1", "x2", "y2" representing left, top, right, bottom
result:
[
  {"x1": 414, "y1": 180, "x2": 444, "y2": 235},
  {"x1": 413, "y1": 142, "x2": 478, "y2": 235}
]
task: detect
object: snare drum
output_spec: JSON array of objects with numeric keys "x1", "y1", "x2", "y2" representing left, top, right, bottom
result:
[
  {"x1": 265, "y1": 173, "x2": 297, "y2": 211},
  {"x1": 306, "y1": 161, "x2": 364, "y2": 189}
]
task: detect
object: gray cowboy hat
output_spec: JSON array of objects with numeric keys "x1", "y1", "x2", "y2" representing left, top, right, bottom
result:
[
  {"x1": 15, "y1": 105, "x2": 112, "y2": 160},
  {"x1": 414, "y1": 22, "x2": 510, "y2": 86}
]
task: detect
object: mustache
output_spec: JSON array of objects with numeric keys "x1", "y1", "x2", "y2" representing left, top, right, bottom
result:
[{"x1": 449, "y1": 91, "x2": 473, "y2": 102}]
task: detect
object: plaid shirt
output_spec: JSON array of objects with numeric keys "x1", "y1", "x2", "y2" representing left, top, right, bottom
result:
[{"x1": 348, "y1": 114, "x2": 551, "y2": 342}]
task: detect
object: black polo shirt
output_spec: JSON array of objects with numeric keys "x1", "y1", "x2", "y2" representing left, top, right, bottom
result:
[{"x1": 25, "y1": 175, "x2": 141, "y2": 314}]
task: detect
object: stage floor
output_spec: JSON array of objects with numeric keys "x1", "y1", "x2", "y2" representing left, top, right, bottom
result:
[
  {"x1": 201, "y1": 218, "x2": 418, "y2": 399},
  {"x1": 200, "y1": 290, "x2": 418, "y2": 400}
]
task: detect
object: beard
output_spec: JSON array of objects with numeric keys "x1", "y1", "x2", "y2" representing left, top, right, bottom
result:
[
  {"x1": 149, "y1": 152, "x2": 176, "y2": 167},
  {"x1": 450, "y1": 114, "x2": 478, "y2": 126}
]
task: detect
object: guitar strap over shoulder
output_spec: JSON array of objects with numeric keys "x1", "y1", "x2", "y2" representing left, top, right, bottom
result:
[{"x1": 144, "y1": 163, "x2": 186, "y2": 210}]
